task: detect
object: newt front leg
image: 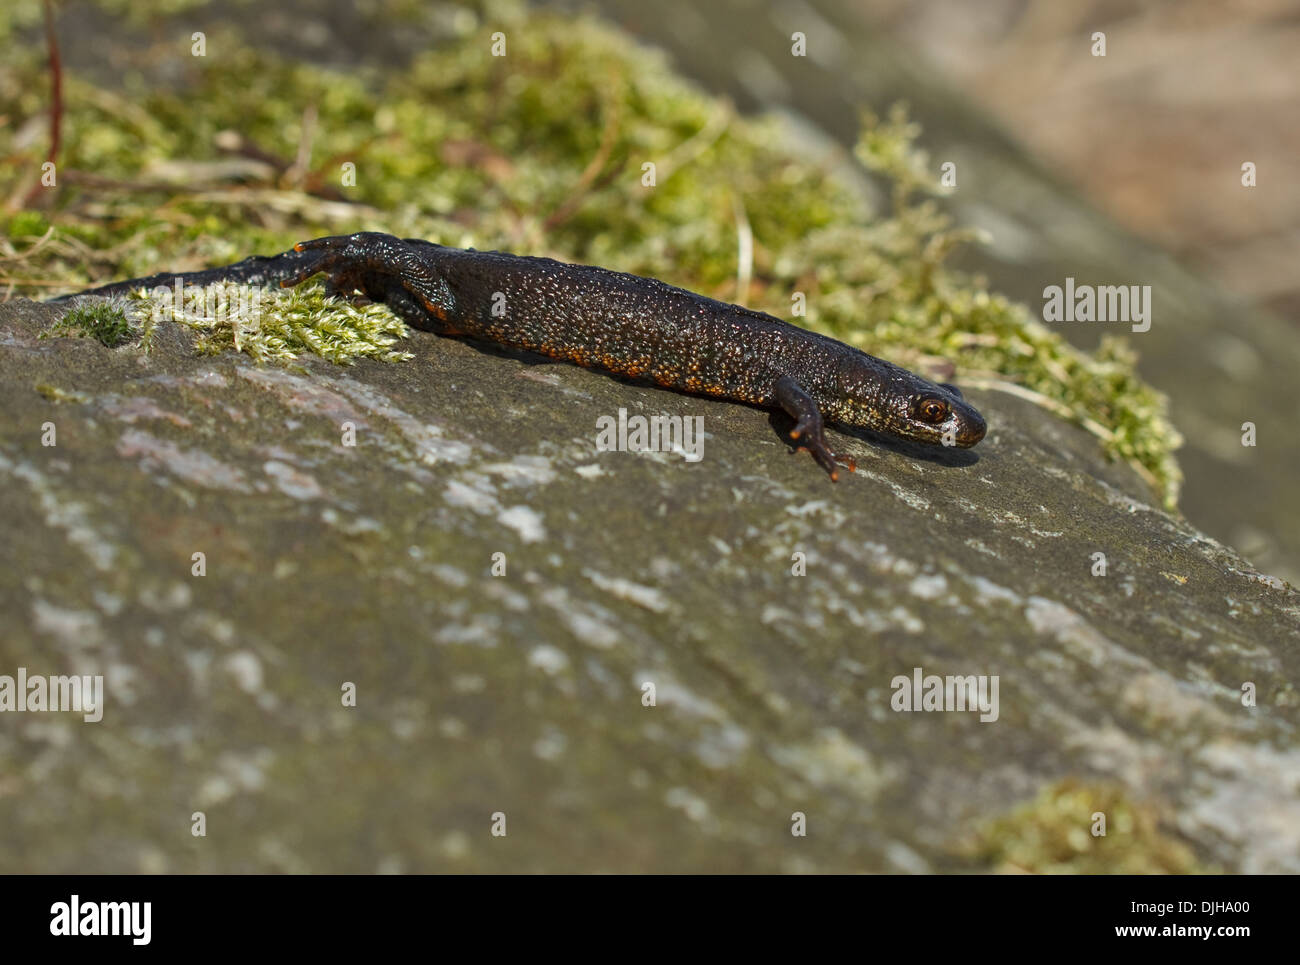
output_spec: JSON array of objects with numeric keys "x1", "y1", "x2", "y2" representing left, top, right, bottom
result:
[{"x1": 773, "y1": 375, "x2": 857, "y2": 481}]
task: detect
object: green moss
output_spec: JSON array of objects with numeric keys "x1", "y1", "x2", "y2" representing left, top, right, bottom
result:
[
  {"x1": 844, "y1": 106, "x2": 1183, "y2": 505},
  {"x1": 961, "y1": 779, "x2": 1212, "y2": 874},
  {"x1": 0, "y1": 0, "x2": 41, "y2": 46},
  {"x1": 124, "y1": 282, "x2": 412, "y2": 365},
  {"x1": 0, "y1": 1, "x2": 1183, "y2": 504},
  {"x1": 34, "y1": 382, "x2": 91, "y2": 404},
  {"x1": 47, "y1": 301, "x2": 133, "y2": 347},
  {"x1": 6, "y1": 211, "x2": 50, "y2": 238}
]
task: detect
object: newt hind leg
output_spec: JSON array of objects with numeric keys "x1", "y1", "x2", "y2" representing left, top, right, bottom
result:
[{"x1": 773, "y1": 375, "x2": 856, "y2": 481}]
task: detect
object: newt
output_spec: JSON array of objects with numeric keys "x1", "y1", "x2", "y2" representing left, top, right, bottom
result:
[{"x1": 55, "y1": 232, "x2": 986, "y2": 477}]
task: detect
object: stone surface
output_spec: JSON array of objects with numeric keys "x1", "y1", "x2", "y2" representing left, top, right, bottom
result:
[{"x1": 2, "y1": 299, "x2": 1296, "y2": 872}]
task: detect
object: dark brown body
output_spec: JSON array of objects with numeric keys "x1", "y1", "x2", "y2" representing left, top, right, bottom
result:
[{"x1": 57, "y1": 232, "x2": 986, "y2": 477}]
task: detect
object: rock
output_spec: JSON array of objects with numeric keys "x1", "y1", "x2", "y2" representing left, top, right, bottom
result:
[{"x1": 1, "y1": 298, "x2": 1296, "y2": 872}]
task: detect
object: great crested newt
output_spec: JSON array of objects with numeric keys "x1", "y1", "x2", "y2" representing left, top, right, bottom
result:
[{"x1": 55, "y1": 232, "x2": 987, "y2": 478}]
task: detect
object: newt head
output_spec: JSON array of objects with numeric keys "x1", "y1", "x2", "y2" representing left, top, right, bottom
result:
[{"x1": 832, "y1": 353, "x2": 987, "y2": 448}]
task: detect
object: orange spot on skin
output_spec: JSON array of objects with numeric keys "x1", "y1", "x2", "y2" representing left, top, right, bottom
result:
[{"x1": 420, "y1": 297, "x2": 447, "y2": 321}]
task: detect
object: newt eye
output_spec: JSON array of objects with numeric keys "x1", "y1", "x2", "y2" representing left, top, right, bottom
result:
[{"x1": 917, "y1": 398, "x2": 948, "y2": 424}]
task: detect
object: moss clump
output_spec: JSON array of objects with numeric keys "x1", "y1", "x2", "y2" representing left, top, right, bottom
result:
[
  {"x1": 961, "y1": 779, "x2": 1211, "y2": 874},
  {"x1": 47, "y1": 300, "x2": 134, "y2": 347},
  {"x1": 125, "y1": 283, "x2": 413, "y2": 365},
  {"x1": 845, "y1": 107, "x2": 1183, "y2": 505},
  {"x1": 1, "y1": 0, "x2": 1183, "y2": 504},
  {"x1": 34, "y1": 382, "x2": 91, "y2": 403}
]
